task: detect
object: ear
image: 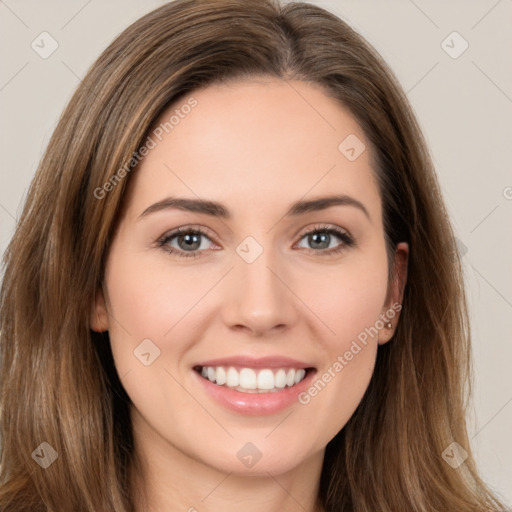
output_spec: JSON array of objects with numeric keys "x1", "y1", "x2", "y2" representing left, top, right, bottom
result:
[
  {"x1": 378, "y1": 242, "x2": 409, "y2": 345},
  {"x1": 90, "y1": 287, "x2": 109, "y2": 332}
]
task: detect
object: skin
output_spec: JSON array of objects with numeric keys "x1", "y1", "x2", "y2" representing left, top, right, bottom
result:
[{"x1": 92, "y1": 78, "x2": 408, "y2": 512}]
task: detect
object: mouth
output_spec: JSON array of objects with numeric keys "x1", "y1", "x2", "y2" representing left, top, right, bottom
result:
[
  {"x1": 192, "y1": 357, "x2": 318, "y2": 415},
  {"x1": 193, "y1": 365, "x2": 316, "y2": 393}
]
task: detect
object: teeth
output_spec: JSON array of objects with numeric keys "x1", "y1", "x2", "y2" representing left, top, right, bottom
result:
[
  {"x1": 226, "y1": 367, "x2": 239, "y2": 387},
  {"x1": 274, "y1": 369, "x2": 287, "y2": 388},
  {"x1": 257, "y1": 369, "x2": 275, "y2": 390},
  {"x1": 240, "y1": 368, "x2": 257, "y2": 389},
  {"x1": 295, "y1": 370, "x2": 306, "y2": 384},
  {"x1": 216, "y1": 366, "x2": 226, "y2": 385},
  {"x1": 198, "y1": 366, "x2": 308, "y2": 392}
]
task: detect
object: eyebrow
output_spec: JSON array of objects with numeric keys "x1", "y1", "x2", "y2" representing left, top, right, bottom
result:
[{"x1": 138, "y1": 194, "x2": 371, "y2": 221}]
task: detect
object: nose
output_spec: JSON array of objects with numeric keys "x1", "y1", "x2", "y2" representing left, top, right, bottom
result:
[{"x1": 221, "y1": 248, "x2": 299, "y2": 337}]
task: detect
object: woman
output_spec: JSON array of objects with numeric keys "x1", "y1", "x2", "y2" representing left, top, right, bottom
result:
[{"x1": 0, "y1": 0, "x2": 509, "y2": 510}]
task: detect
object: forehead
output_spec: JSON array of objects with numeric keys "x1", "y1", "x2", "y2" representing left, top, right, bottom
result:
[{"x1": 121, "y1": 78, "x2": 381, "y2": 225}]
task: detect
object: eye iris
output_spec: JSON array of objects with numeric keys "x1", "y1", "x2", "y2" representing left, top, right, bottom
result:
[
  {"x1": 309, "y1": 232, "x2": 330, "y2": 249},
  {"x1": 178, "y1": 233, "x2": 201, "y2": 251}
]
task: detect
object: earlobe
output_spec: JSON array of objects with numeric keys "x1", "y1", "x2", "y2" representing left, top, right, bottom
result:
[
  {"x1": 90, "y1": 287, "x2": 109, "y2": 332},
  {"x1": 378, "y1": 242, "x2": 409, "y2": 345},
  {"x1": 377, "y1": 319, "x2": 396, "y2": 345}
]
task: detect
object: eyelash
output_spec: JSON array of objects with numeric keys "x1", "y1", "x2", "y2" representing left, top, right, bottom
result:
[{"x1": 156, "y1": 224, "x2": 356, "y2": 259}]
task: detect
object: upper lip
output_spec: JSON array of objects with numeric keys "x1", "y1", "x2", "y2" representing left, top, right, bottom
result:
[{"x1": 194, "y1": 355, "x2": 315, "y2": 369}]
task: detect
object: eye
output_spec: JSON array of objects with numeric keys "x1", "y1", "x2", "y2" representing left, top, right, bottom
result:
[
  {"x1": 295, "y1": 224, "x2": 356, "y2": 256},
  {"x1": 157, "y1": 226, "x2": 216, "y2": 259},
  {"x1": 157, "y1": 224, "x2": 356, "y2": 259}
]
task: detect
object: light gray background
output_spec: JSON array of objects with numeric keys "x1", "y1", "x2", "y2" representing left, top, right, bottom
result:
[{"x1": 0, "y1": 0, "x2": 511, "y2": 503}]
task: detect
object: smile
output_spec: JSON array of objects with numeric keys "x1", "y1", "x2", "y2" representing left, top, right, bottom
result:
[
  {"x1": 194, "y1": 365, "x2": 311, "y2": 393},
  {"x1": 192, "y1": 355, "x2": 317, "y2": 415}
]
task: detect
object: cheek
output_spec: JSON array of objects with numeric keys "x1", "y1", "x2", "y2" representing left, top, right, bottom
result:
[
  {"x1": 102, "y1": 249, "x2": 194, "y2": 417},
  {"x1": 294, "y1": 246, "x2": 388, "y2": 411},
  {"x1": 296, "y1": 265, "x2": 388, "y2": 440},
  {"x1": 102, "y1": 245, "x2": 221, "y2": 375},
  {"x1": 301, "y1": 252, "x2": 389, "y2": 346},
  {"x1": 104, "y1": 245, "x2": 202, "y2": 333}
]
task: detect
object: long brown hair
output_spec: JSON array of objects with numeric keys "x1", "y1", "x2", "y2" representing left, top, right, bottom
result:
[{"x1": 0, "y1": 1, "x2": 509, "y2": 510}]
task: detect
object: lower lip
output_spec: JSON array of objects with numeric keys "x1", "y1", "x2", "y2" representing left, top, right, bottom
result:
[{"x1": 193, "y1": 369, "x2": 316, "y2": 416}]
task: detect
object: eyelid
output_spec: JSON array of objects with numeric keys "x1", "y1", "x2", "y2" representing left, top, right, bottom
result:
[
  {"x1": 295, "y1": 223, "x2": 352, "y2": 239},
  {"x1": 157, "y1": 224, "x2": 217, "y2": 242}
]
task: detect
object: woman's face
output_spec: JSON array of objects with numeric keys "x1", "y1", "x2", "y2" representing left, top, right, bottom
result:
[{"x1": 93, "y1": 78, "x2": 408, "y2": 476}]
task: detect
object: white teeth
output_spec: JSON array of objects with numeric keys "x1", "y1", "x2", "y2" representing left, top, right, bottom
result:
[
  {"x1": 295, "y1": 369, "x2": 306, "y2": 384},
  {"x1": 274, "y1": 369, "x2": 287, "y2": 388},
  {"x1": 198, "y1": 365, "x2": 309, "y2": 391},
  {"x1": 226, "y1": 367, "x2": 239, "y2": 387},
  {"x1": 257, "y1": 369, "x2": 275, "y2": 390},
  {"x1": 239, "y1": 368, "x2": 257, "y2": 389},
  {"x1": 215, "y1": 366, "x2": 226, "y2": 385}
]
